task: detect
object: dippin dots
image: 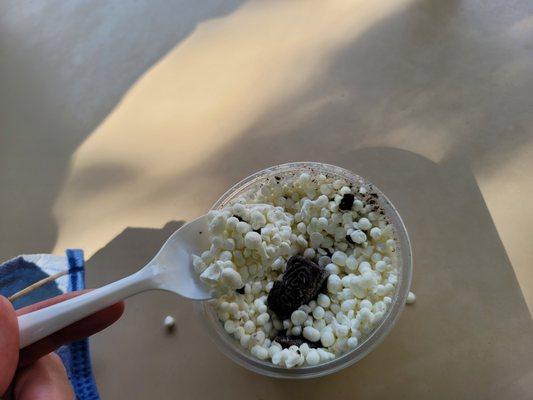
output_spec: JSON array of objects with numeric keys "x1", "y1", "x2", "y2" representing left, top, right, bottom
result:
[{"x1": 193, "y1": 170, "x2": 400, "y2": 368}]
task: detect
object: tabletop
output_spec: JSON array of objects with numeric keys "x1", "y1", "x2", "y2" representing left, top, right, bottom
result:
[{"x1": 1, "y1": 1, "x2": 533, "y2": 399}]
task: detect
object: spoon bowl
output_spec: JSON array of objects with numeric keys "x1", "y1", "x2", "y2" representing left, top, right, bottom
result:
[{"x1": 148, "y1": 216, "x2": 212, "y2": 300}]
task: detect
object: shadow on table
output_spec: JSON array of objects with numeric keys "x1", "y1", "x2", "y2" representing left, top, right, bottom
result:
[
  {"x1": 0, "y1": 0, "x2": 244, "y2": 258},
  {"x1": 86, "y1": 221, "x2": 185, "y2": 286},
  {"x1": 85, "y1": 148, "x2": 533, "y2": 400}
]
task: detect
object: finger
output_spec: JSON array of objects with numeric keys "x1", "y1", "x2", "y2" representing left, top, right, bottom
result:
[
  {"x1": 14, "y1": 353, "x2": 74, "y2": 400},
  {"x1": 0, "y1": 296, "x2": 19, "y2": 396},
  {"x1": 17, "y1": 292, "x2": 124, "y2": 367}
]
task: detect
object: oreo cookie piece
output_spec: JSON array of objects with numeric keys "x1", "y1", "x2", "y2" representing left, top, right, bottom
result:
[
  {"x1": 273, "y1": 334, "x2": 319, "y2": 349},
  {"x1": 339, "y1": 193, "x2": 355, "y2": 211},
  {"x1": 267, "y1": 256, "x2": 328, "y2": 319}
]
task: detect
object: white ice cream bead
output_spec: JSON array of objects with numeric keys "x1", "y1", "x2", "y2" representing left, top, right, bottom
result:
[
  {"x1": 369, "y1": 227, "x2": 382, "y2": 239},
  {"x1": 358, "y1": 261, "x2": 371, "y2": 273},
  {"x1": 303, "y1": 247, "x2": 316, "y2": 258},
  {"x1": 251, "y1": 345, "x2": 269, "y2": 360},
  {"x1": 325, "y1": 263, "x2": 341, "y2": 275},
  {"x1": 220, "y1": 268, "x2": 243, "y2": 289},
  {"x1": 327, "y1": 274, "x2": 343, "y2": 293},
  {"x1": 317, "y1": 348, "x2": 335, "y2": 362},
  {"x1": 244, "y1": 231, "x2": 262, "y2": 249},
  {"x1": 164, "y1": 315, "x2": 175, "y2": 330},
  {"x1": 291, "y1": 326, "x2": 302, "y2": 336},
  {"x1": 303, "y1": 326, "x2": 321, "y2": 342},
  {"x1": 306, "y1": 349, "x2": 320, "y2": 365},
  {"x1": 244, "y1": 320, "x2": 256, "y2": 334},
  {"x1": 347, "y1": 337, "x2": 358, "y2": 349},
  {"x1": 285, "y1": 351, "x2": 302, "y2": 368},
  {"x1": 320, "y1": 329, "x2": 335, "y2": 347},
  {"x1": 331, "y1": 251, "x2": 347, "y2": 266},
  {"x1": 350, "y1": 230, "x2": 367, "y2": 244},
  {"x1": 335, "y1": 324, "x2": 349, "y2": 338},
  {"x1": 345, "y1": 256, "x2": 357, "y2": 271},
  {"x1": 312, "y1": 306, "x2": 325, "y2": 319},
  {"x1": 317, "y1": 293, "x2": 331, "y2": 308},
  {"x1": 357, "y1": 218, "x2": 372, "y2": 230},
  {"x1": 256, "y1": 313, "x2": 270, "y2": 326},
  {"x1": 224, "y1": 320, "x2": 236, "y2": 334},
  {"x1": 291, "y1": 310, "x2": 308, "y2": 326},
  {"x1": 341, "y1": 299, "x2": 357, "y2": 312},
  {"x1": 406, "y1": 291, "x2": 416, "y2": 304}
]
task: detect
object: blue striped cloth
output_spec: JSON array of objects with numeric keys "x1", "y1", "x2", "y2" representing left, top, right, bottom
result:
[{"x1": 0, "y1": 249, "x2": 100, "y2": 400}]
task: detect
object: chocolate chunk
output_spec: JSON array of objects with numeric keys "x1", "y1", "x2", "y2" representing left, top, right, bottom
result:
[
  {"x1": 346, "y1": 235, "x2": 354, "y2": 244},
  {"x1": 235, "y1": 286, "x2": 245, "y2": 294},
  {"x1": 339, "y1": 193, "x2": 355, "y2": 211},
  {"x1": 273, "y1": 334, "x2": 319, "y2": 349},
  {"x1": 267, "y1": 256, "x2": 329, "y2": 319}
]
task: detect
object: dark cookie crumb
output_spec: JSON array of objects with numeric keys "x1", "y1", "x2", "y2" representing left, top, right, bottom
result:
[
  {"x1": 273, "y1": 334, "x2": 320, "y2": 349},
  {"x1": 267, "y1": 256, "x2": 329, "y2": 319},
  {"x1": 339, "y1": 193, "x2": 355, "y2": 211}
]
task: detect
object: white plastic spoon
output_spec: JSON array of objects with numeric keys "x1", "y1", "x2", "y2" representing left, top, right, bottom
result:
[{"x1": 17, "y1": 215, "x2": 212, "y2": 348}]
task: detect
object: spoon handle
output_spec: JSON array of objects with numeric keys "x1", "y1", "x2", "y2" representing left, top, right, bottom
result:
[{"x1": 17, "y1": 268, "x2": 154, "y2": 348}]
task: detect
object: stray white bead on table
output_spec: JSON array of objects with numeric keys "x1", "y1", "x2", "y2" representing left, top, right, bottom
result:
[{"x1": 164, "y1": 315, "x2": 175, "y2": 330}]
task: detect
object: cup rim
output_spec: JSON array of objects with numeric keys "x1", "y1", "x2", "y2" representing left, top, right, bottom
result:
[{"x1": 194, "y1": 162, "x2": 412, "y2": 378}]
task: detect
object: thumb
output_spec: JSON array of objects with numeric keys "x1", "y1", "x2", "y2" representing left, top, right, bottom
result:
[
  {"x1": 0, "y1": 296, "x2": 19, "y2": 396},
  {"x1": 13, "y1": 354, "x2": 74, "y2": 400}
]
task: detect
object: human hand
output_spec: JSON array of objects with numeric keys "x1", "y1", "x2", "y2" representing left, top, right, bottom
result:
[{"x1": 0, "y1": 293, "x2": 124, "y2": 399}]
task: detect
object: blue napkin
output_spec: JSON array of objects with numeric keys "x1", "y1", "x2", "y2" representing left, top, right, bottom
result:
[{"x1": 0, "y1": 249, "x2": 100, "y2": 400}]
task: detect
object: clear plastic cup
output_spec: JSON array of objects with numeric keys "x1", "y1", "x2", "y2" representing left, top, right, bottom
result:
[{"x1": 194, "y1": 162, "x2": 412, "y2": 378}]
